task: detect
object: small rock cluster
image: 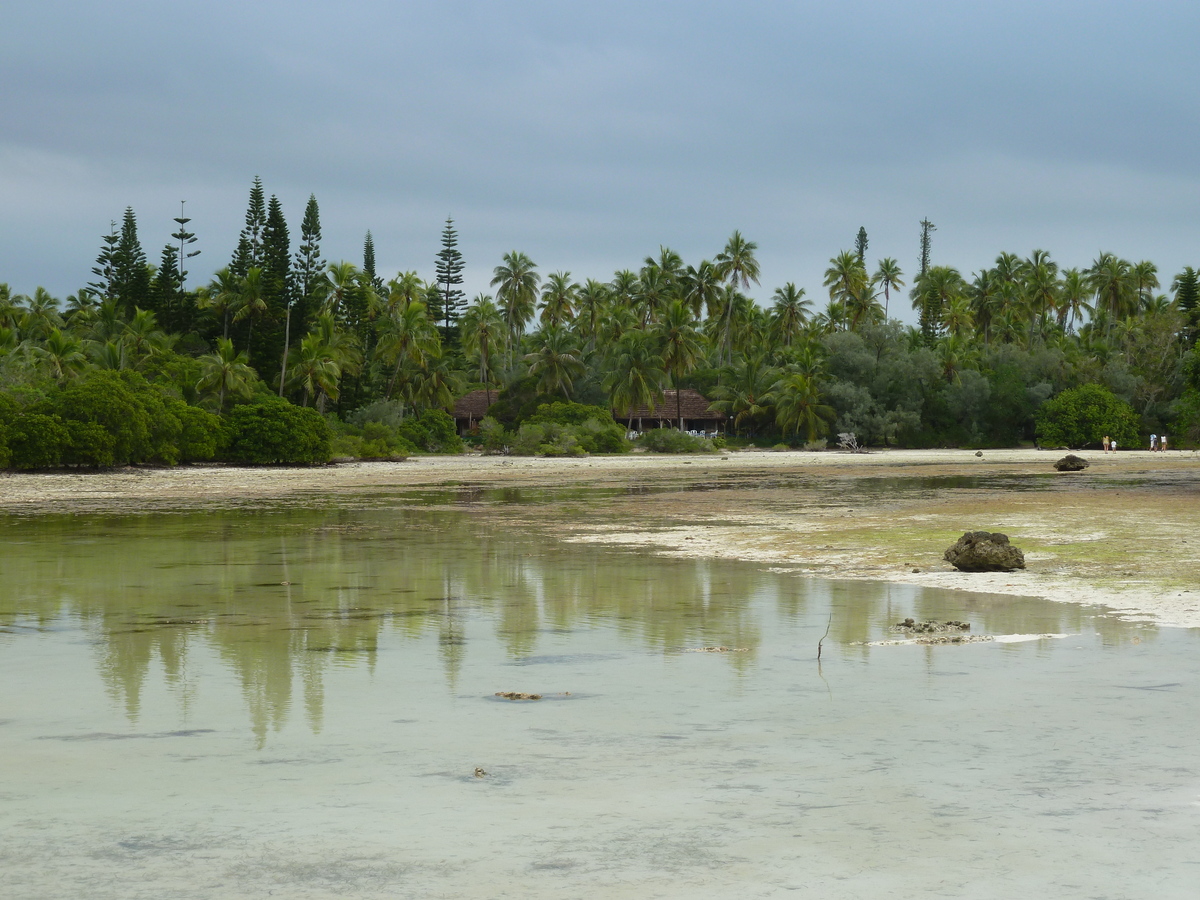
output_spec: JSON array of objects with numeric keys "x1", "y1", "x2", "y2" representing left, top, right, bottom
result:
[
  {"x1": 944, "y1": 531, "x2": 1026, "y2": 572},
  {"x1": 892, "y1": 618, "x2": 971, "y2": 634}
]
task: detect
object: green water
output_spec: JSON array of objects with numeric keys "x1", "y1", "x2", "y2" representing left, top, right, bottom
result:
[{"x1": 1, "y1": 495, "x2": 1197, "y2": 898}]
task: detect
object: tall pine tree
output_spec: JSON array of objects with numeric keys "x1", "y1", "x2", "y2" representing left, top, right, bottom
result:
[
  {"x1": 112, "y1": 207, "x2": 150, "y2": 318},
  {"x1": 291, "y1": 194, "x2": 325, "y2": 327},
  {"x1": 855, "y1": 227, "x2": 868, "y2": 265},
  {"x1": 88, "y1": 221, "x2": 119, "y2": 301},
  {"x1": 259, "y1": 195, "x2": 292, "y2": 387},
  {"x1": 434, "y1": 216, "x2": 465, "y2": 341},
  {"x1": 231, "y1": 177, "x2": 266, "y2": 277}
]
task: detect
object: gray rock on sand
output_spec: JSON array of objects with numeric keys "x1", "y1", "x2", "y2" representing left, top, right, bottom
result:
[
  {"x1": 943, "y1": 531, "x2": 1026, "y2": 572},
  {"x1": 1054, "y1": 454, "x2": 1090, "y2": 472}
]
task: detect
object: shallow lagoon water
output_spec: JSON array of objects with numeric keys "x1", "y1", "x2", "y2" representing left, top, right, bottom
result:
[{"x1": 1, "y1": 494, "x2": 1198, "y2": 898}]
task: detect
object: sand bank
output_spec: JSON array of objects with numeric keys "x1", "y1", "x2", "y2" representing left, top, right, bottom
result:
[{"x1": 2, "y1": 448, "x2": 1198, "y2": 628}]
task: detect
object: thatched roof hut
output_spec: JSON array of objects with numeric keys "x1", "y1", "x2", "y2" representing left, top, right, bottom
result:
[
  {"x1": 614, "y1": 390, "x2": 725, "y2": 432},
  {"x1": 452, "y1": 389, "x2": 497, "y2": 433}
]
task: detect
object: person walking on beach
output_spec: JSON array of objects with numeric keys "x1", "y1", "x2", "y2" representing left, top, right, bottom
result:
[
  {"x1": 1161, "y1": 434, "x2": 1168, "y2": 451},
  {"x1": 1103, "y1": 435, "x2": 1110, "y2": 452},
  {"x1": 1111, "y1": 439, "x2": 1118, "y2": 452},
  {"x1": 1151, "y1": 433, "x2": 1158, "y2": 451}
]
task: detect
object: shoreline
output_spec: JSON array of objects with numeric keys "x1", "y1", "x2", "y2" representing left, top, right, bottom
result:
[{"x1": 3, "y1": 448, "x2": 1198, "y2": 629}]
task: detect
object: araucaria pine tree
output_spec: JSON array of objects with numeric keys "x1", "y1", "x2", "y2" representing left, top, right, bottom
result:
[
  {"x1": 88, "y1": 221, "x2": 119, "y2": 301},
  {"x1": 855, "y1": 227, "x2": 868, "y2": 265},
  {"x1": 435, "y1": 216, "x2": 466, "y2": 341},
  {"x1": 291, "y1": 194, "x2": 325, "y2": 322},
  {"x1": 112, "y1": 207, "x2": 150, "y2": 317},
  {"x1": 231, "y1": 177, "x2": 266, "y2": 277},
  {"x1": 363, "y1": 231, "x2": 384, "y2": 293},
  {"x1": 256, "y1": 194, "x2": 292, "y2": 380}
]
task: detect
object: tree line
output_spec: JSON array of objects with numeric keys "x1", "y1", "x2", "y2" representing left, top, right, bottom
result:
[{"x1": 3, "y1": 181, "x2": 1200, "y2": 468}]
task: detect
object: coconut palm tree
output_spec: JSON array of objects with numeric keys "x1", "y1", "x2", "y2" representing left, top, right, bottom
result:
[
  {"x1": 681, "y1": 260, "x2": 722, "y2": 320},
  {"x1": 231, "y1": 267, "x2": 268, "y2": 358},
  {"x1": 30, "y1": 328, "x2": 87, "y2": 382},
  {"x1": 524, "y1": 325, "x2": 585, "y2": 399},
  {"x1": 461, "y1": 295, "x2": 504, "y2": 406},
  {"x1": 122, "y1": 308, "x2": 174, "y2": 367},
  {"x1": 872, "y1": 258, "x2": 904, "y2": 320},
  {"x1": 1087, "y1": 252, "x2": 1135, "y2": 329},
  {"x1": 824, "y1": 250, "x2": 868, "y2": 328},
  {"x1": 772, "y1": 372, "x2": 834, "y2": 442},
  {"x1": 715, "y1": 230, "x2": 761, "y2": 293},
  {"x1": 287, "y1": 332, "x2": 343, "y2": 408},
  {"x1": 491, "y1": 251, "x2": 540, "y2": 369},
  {"x1": 656, "y1": 299, "x2": 704, "y2": 430},
  {"x1": 604, "y1": 331, "x2": 666, "y2": 431},
  {"x1": 769, "y1": 283, "x2": 811, "y2": 348},
  {"x1": 539, "y1": 271, "x2": 578, "y2": 328},
  {"x1": 379, "y1": 300, "x2": 438, "y2": 402},
  {"x1": 199, "y1": 268, "x2": 241, "y2": 340},
  {"x1": 711, "y1": 354, "x2": 779, "y2": 435},
  {"x1": 198, "y1": 338, "x2": 256, "y2": 412},
  {"x1": 573, "y1": 279, "x2": 610, "y2": 353}
]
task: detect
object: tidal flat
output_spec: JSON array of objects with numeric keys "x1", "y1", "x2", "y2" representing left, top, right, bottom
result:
[{"x1": 1, "y1": 451, "x2": 1198, "y2": 897}]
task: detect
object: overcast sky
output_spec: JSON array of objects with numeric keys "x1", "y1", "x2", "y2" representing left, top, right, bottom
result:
[{"x1": 3, "y1": 1, "x2": 1198, "y2": 320}]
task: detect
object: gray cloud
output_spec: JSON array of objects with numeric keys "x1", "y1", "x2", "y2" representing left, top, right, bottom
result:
[{"x1": 3, "y1": 1, "x2": 1198, "y2": 316}]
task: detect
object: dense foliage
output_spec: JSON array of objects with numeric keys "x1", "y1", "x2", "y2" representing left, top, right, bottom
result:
[{"x1": 4, "y1": 182, "x2": 1199, "y2": 469}]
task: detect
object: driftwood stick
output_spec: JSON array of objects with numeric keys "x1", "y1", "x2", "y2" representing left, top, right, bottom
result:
[{"x1": 817, "y1": 612, "x2": 832, "y2": 662}]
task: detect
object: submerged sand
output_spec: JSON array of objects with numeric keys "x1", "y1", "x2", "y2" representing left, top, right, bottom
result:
[{"x1": 2, "y1": 448, "x2": 1198, "y2": 628}]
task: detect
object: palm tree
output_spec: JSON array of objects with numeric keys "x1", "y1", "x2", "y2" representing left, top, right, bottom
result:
[
  {"x1": 20, "y1": 288, "x2": 63, "y2": 340},
  {"x1": 769, "y1": 283, "x2": 811, "y2": 348},
  {"x1": 1133, "y1": 260, "x2": 1159, "y2": 310},
  {"x1": 635, "y1": 264, "x2": 671, "y2": 328},
  {"x1": 231, "y1": 267, "x2": 268, "y2": 358},
  {"x1": 604, "y1": 331, "x2": 666, "y2": 431},
  {"x1": 491, "y1": 251, "x2": 540, "y2": 370},
  {"x1": 772, "y1": 372, "x2": 834, "y2": 442},
  {"x1": 681, "y1": 260, "x2": 722, "y2": 320},
  {"x1": 321, "y1": 261, "x2": 362, "y2": 319},
  {"x1": 199, "y1": 338, "x2": 256, "y2": 412},
  {"x1": 715, "y1": 230, "x2": 761, "y2": 292},
  {"x1": 524, "y1": 325, "x2": 585, "y2": 399},
  {"x1": 30, "y1": 328, "x2": 86, "y2": 382},
  {"x1": 461, "y1": 296, "x2": 504, "y2": 406},
  {"x1": 912, "y1": 266, "x2": 966, "y2": 343},
  {"x1": 287, "y1": 332, "x2": 343, "y2": 408},
  {"x1": 379, "y1": 300, "x2": 438, "y2": 402},
  {"x1": 1087, "y1": 252, "x2": 1135, "y2": 329},
  {"x1": 574, "y1": 279, "x2": 609, "y2": 352},
  {"x1": 122, "y1": 308, "x2": 174, "y2": 366},
  {"x1": 1022, "y1": 250, "x2": 1059, "y2": 344},
  {"x1": 656, "y1": 299, "x2": 704, "y2": 430},
  {"x1": 1059, "y1": 268, "x2": 1091, "y2": 333},
  {"x1": 199, "y1": 268, "x2": 241, "y2": 340},
  {"x1": 824, "y1": 250, "x2": 868, "y2": 328},
  {"x1": 873, "y1": 258, "x2": 904, "y2": 320},
  {"x1": 846, "y1": 281, "x2": 883, "y2": 331},
  {"x1": 711, "y1": 354, "x2": 779, "y2": 435},
  {"x1": 539, "y1": 271, "x2": 578, "y2": 328}
]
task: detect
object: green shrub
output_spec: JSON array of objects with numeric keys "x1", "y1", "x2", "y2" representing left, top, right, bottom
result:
[
  {"x1": 478, "y1": 416, "x2": 509, "y2": 453},
  {"x1": 397, "y1": 409, "x2": 463, "y2": 453},
  {"x1": 221, "y1": 397, "x2": 332, "y2": 465},
  {"x1": 62, "y1": 420, "x2": 116, "y2": 467},
  {"x1": 50, "y1": 370, "x2": 154, "y2": 465},
  {"x1": 529, "y1": 401, "x2": 616, "y2": 427},
  {"x1": 575, "y1": 417, "x2": 628, "y2": 454},
  {"x1": 511, "y1": 423, "x2": 548, "y2": 455},
  {"x1": 8, "y1": 413, "x2": 68, "y2": 469},
  {"x1": 636, "y1": 428, "x2": 714, "y2": 453},
  {"x1": 167, "y1": 400, "x2": 221, "y2": 462},
  {"x1": 1035, "y1": 384, "x2": 1139, "y2": 449}
]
